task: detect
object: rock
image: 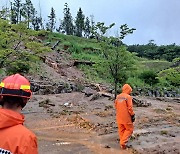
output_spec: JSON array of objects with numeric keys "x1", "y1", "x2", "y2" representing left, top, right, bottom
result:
[
  {"x1": 31, "y1": 82, "x2": 40, "y2": 92},
  {"x1": 148, "y1": 90, "x2": 153, "y2": 97},
  {"x1": 154, "y1": 90, "x2": 160, "y2": 97},
  {"x1": 39, "y1": 99, "x2": 55, "y2": 108},
  {"x1": 63, "y1": 102, "x2": 73, "y2": 107},
  {"x1": 132, "y1": 87, "x2": 180, "y2": 98},
  {"x1": 98, "y1": 92, "x2": 113, "y2": 98},
  {"x1": 82, "y1": 87, "x2": 97, "y2": 97},
  {"x1": 56, "y1": 83, "x2": 65, "y2": 93},
  {"x1": 70, "y1": 83, "x2": 78, "y2": 92},
  {"x1": 90, "y1": 93, "x2": 101, "y2": 101},
  {"x1": 38, "y1": 85, "x2": 55, "y2": 95},
  {"x1": 104, "y1": 145, "x2": 111, "y2": 148},
  {"x1": 64, "y1": 102, "x2": 70, "y2": 106},
  {"x1": 133, "y1": 97, "x2": 151, "y2": 107}
]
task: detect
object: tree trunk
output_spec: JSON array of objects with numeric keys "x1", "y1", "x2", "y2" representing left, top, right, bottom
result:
[{"x1": 114, "y1": 79, "x2": 117, "y2": 100}]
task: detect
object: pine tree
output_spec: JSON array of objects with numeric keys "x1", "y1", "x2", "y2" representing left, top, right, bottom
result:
[
  {"x1": 75, "y1": 7, "x2": 85, "y2": 37},
  {"x1": 23, "y1": 0, "x2": 36, "y2": 28},
  {"x1": 32, "y1": 16, "x2": 42, "y2": 31},
  {"x1": 46, "y1": 7, "x2": 56, "y2": 32},
  {"x1": 62, "y1": 3, "x2": 74, "y2": 35},
  {"x1": 10, "y1": 2, "x2": 17, "y2": 24},
  {"x1": 13, "y1": 0, "x2": 22, "y2": 24},
  {"x1": 84, "y1": 17, "x2": 91, "y2": 38},
  {"x1": 38, "y1": 0, "x2": 44, "y2": 29},
  {"x1": 90, "y1": 14, "x2": 96, "y2": 38},
  {"x1": 0, "y1": 6, "x2": 9, "y2": 20}
]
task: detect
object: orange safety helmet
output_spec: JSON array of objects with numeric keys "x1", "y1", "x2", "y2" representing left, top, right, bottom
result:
[{"x1": 0, "y1": 73, "x2": 32, "y2": 98}]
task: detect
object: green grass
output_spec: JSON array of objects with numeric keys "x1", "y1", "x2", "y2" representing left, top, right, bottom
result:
[
  {"x1": 72, "y1": 52, "x2": 112, "y2": 83},
  {"x1": 140, "y1": 60, "x2": 172, "y2": 72},
  {"x1": 47, "y1": 32, "x2": 101, "y2": 52},
  {"x1": 43, "y1": 32, "x2": 179, "y2": 89}
]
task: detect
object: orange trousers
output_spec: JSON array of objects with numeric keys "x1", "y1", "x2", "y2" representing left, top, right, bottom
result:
[{"x1": 117, "y1": 123, "x2": 134, "y2": 146}]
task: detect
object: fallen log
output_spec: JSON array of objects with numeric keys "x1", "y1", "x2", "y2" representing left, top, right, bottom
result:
[
  {"x1": 73, "y1": 60, "x2": 95, "y2": 66},
  {"x1": 133, "y1": 97, "x2": 151, "y2": 107},
  {"x1": 90, "y1": 92, "x2": 113, "y2": 101},
  {"x1": 51, "y1": 40, "x2": 61, "y2": 50},
  {"x1": 98, "y1": 91, "x2": 113, "y2": 98}
]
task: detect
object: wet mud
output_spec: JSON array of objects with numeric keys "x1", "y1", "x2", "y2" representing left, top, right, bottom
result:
[{"x1": 23, "y1": 93, "x2": 180, "y2": 154}]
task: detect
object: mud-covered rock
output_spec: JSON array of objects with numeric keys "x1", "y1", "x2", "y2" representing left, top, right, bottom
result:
[
  {"x1": 39, "y1": 85, "x2": 55, "y2": 95},
  {"x1": 31, "y1": 82, "x2": 40, "y2": 92},
  {"x1": 39, "y1": 99, "x2": 55, "y2": 108},
  {"x1": 56, "y1": 83, "x2": 65, "y2": 93},
  {"x1": 133, "y1": 87, "x2": 180, "y2": 98},
  {"x1": 155, "y1": 97, "x2": 180, "y2": 103},
  {"x1": 133, "y1": 97, "x2": 152, "y2": 107},
  {"x1": 90, "y1": 93, "x2": 101, "y2": 101},
  {"x1": 31, "y1": 80, "x2": 83, "y2": 95},
  {"x1": 82, "y1": 87, "x2": 97, "y2": 97}
]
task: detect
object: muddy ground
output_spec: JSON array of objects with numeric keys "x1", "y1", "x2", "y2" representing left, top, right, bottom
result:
[{"x1": 23, "y1": 93, "x2": 180, "y2": 154}]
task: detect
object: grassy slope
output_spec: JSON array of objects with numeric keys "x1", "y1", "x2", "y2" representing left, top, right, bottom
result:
[
  {"x1": 46, "y1": 32, "x2": 176, "y2": 87},
  {"x1": 140, "y1": 60, "x2": 172, "y2": 72},
  {"x1": 0, "y1": 21, "x2": 175, "y2": 88}
]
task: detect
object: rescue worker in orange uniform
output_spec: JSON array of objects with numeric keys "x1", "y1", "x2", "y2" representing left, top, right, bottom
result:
[
  {"x1": 0, "y1": 73, "x2": 38, "y2": 154},
  {"x1": 115, "y1": 84, "x2": 135, "y2": 149}
]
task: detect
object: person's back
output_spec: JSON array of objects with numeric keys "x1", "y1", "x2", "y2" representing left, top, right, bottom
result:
[
  {"x1": 0, "y1": 74, "x2": 38, "y2": 154},
  {"x1": 115, "y1": 84, "x2": 135, "y2": 149},
  {"x1": 115, "y1": 92, "x2": 133, "y2": 124},
  {"x1": 0, "y1": 108, "x2": 37, "y2": 154}
]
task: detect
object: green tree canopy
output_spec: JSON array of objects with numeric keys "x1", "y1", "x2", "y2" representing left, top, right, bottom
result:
[
  {"x1": 84, "y1": 17, "x2": 91, "y2": 38},
  {"x1": 75, "y1": 7, "x2": 85, "y2": 37},
  {"x1": 62, "y1": 3, "x2": 74, "y2": 35},
  {"x1": 46, "y1": 7, "x2": 56, "y2": 32}
]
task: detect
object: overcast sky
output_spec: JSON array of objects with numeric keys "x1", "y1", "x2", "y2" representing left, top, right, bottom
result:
[{"x1": 1, "y1": 0, "x2": 180, "y2": 45}]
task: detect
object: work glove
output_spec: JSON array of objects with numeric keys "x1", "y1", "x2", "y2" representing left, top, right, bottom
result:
[{"x1": 131, "y1": 114, "x2": 135, "y2": 122}]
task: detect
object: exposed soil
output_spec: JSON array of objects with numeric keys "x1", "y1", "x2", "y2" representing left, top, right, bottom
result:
[{"x1": 23, "y1": 93, "x2": 180, "y2": 154}]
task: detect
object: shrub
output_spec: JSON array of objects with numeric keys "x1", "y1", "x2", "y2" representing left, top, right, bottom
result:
[
  {"x1": 68, "y1": 43, "x2": 82, "y2": 53},
  {"x1": 139, "y1": 70, "x2": 159, "y2": 86},
  {"x1": 126, "y1": 77, "x2": 146, "y2": 88},
  {"x1": 6, "y1": 60, "x2": 30, "y2": 74},
  {"x1": 25, "y1": 41, "x2": 51, "y2": 54},
  {"x1": 158, "y1": 67, "x2": 180, "y2": 87}
]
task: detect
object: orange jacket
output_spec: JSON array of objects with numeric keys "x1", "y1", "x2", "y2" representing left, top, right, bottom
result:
[
  {"x1": 115, "y1": 84, "x2": 135, "y2": 124},
  {"x1": 0, "y1": 108, "x2": 38, "y2": 154}
]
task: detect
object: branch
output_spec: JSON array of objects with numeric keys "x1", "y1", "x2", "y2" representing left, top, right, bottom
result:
[
  {"x1": 51, "y1": 40, "x2": 61, "y2": 50},
  {"x1": 0, "y1": 51, "x2": 13, "y2": 68},
  {"x1": 14, "y1": 33, "x2": 22, "y2": 50},
  {"x1": 103, "y1": 51, "x2": 115, "y2": 77}
]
